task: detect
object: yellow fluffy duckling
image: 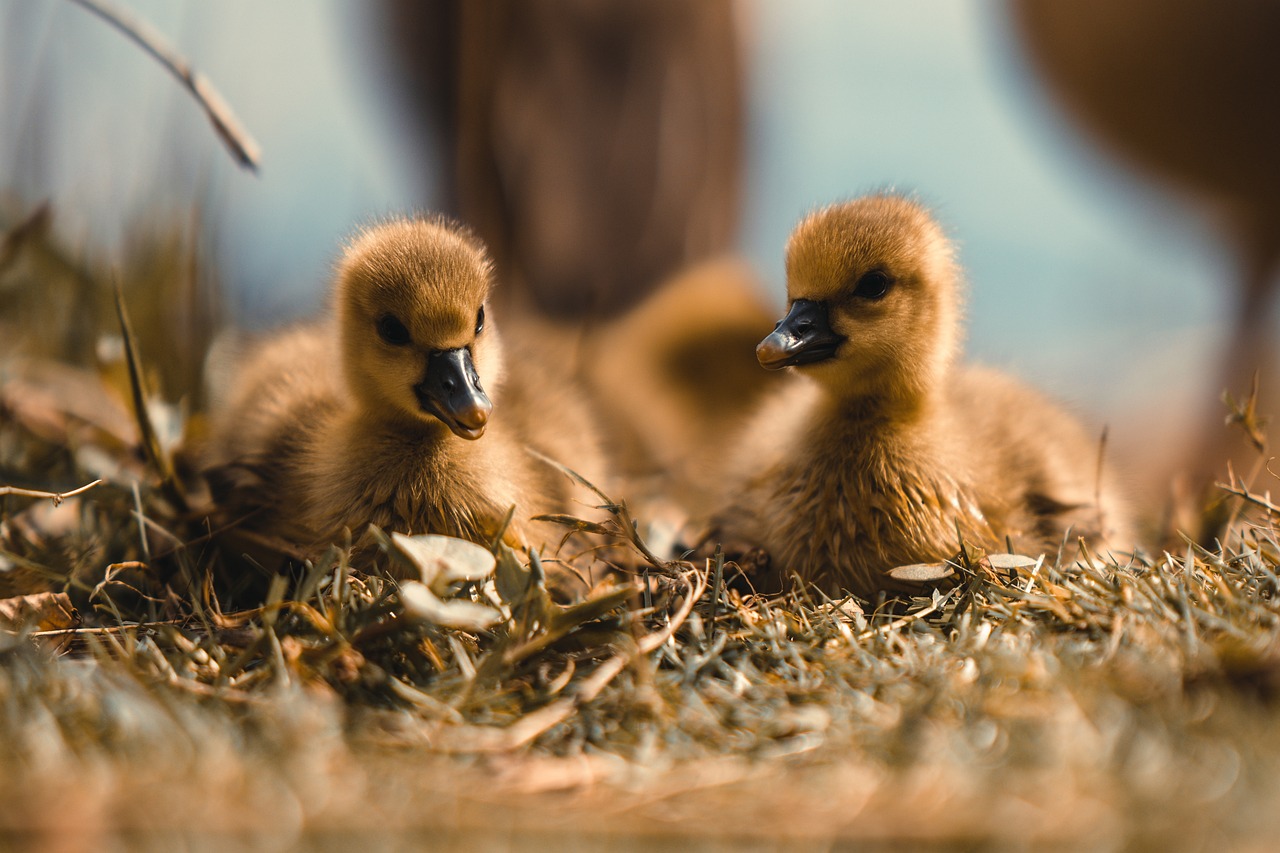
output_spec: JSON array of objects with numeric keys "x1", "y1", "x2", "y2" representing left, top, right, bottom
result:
[
  {"x1": 205, "y1": 216, "x2": 605, "y2": 554},
  {"x1": 711, "y1": 195, "x2": 1131, "y2": 597}
]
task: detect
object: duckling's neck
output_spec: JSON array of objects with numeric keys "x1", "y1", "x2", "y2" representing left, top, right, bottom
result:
[
  {"x1": 826, "y1": 380, "x2": 939, "y2": 428},
  {"x1": 310, "y1": 407, "x2": 514, "y2": 547}
]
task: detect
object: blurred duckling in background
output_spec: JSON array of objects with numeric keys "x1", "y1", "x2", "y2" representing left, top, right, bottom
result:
[
  {"x1": 710, "y1": 195, "x2": 1131, "y2": 598},
  {"x1": 205, "y1": 216, "x2": 605, "y2": 556},
  {"x1": 580, "y1": 258, "x2": 781, "y2": 517},
  {"x1": 494, "y1": 256, "x2": 781, "y2": 544}
]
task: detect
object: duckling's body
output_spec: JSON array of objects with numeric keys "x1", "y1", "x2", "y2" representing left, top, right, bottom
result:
[
  {"x1": 205, "y1": 217, "x2": 604, "y2": 553},
  {"x1": 713, "y1": 196, "x2": 1129, "y2": 597}
]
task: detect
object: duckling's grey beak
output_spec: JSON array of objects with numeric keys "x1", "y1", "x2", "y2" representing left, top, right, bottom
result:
[
  {"x1": 756, "y1": 299, "x2": 843, "y2": 370},
  {"x1": 414, "y1": 348, "x2": 492, "y2": 440}
]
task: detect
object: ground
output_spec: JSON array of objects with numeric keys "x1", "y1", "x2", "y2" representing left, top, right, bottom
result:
[{"x1": 4, "y1": 212, "x2": 1280, "y2": 850}]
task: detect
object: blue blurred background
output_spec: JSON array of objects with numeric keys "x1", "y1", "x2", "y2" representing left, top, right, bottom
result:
[{"x1": 0, "y1": 0, "x2": 1243, "y2": 469}]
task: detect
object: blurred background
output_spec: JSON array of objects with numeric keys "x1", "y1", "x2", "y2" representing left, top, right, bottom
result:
[{"x1": 1, "y1": 0, "x2": 1272, "y2": 500}]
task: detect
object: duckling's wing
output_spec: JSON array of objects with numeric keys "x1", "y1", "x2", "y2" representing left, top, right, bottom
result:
[
  {"x1": 203, "y1": 325, "x2": 342, "y2": 539},
  {"x1": 949, "y1": 365, "x2": 1132, "y2": 552}
]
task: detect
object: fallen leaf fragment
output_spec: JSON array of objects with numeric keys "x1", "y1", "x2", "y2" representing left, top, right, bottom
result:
[
  {"x1": 0, "y1": 592, "x2": 80, "y2": 632},
  {"x1": 391, "y1": 532, "x2": 496, "y2": 594},
  {"x1": 399, "y1": 581, "x2": 502, "y2": 632},
  {"x1": 987, "y1": 554, "x2": 1040, "y2": 572},
  {"x1": 887, "y1": 562, "x2": 956, "y2": 583}
]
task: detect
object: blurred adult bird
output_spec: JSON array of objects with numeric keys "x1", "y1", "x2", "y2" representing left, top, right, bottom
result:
[{"x1": 1012, "y1": 0, "x2": 1280, "y2": 518}]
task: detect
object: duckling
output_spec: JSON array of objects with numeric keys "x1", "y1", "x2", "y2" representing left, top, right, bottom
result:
[
  {"x1": 204, "y1": 216, "x2": 606, "y2": 556},
  {"x1": 710, "y1": 195, "x2": 1131, "y2": 598}
]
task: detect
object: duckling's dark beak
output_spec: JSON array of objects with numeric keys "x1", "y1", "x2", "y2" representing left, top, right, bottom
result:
[
  {"x1": 414, "y1": 348, "x2": 492, "y2": 440},
  {"x1": 756, "y1": 299, "x2": 843, "y2": 369}
]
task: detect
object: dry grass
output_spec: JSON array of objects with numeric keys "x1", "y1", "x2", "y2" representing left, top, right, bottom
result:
[{"x1": 5, "y1": 207, "x2": 1280, "y2": 850}]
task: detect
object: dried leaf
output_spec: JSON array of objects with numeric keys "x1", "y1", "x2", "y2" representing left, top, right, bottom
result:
[
  {"x1": 549, "y1": 583, "x2": 636, "y2": 632},
  {"x1": 0, "y1": 592, "x2": 80, "y2": 632},
  {"x1": 987, "y1": 554, "x2": 1039, "y2": 572},
  {"x1": 399, "y1": 581, "x2": 501, "y2": 632},
  {"x1": 494, "y1": 541, "x2": 533, "y2": 606},
  {"x1": 887, "y1": 562, "x2": 956, "y2": 583},
  {"x1": 391, "y1": 533, "x2": 496, "y2": 594}
]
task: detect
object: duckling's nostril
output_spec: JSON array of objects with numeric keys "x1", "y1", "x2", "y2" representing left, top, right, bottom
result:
[{"x1": 795, "y1": 320, "x2": 813, "y2": 334}]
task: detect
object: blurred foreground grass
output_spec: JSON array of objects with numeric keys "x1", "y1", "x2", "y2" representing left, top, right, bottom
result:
[{"x1": 4, "y1": 203, "x2": 1280, "y2": 850}]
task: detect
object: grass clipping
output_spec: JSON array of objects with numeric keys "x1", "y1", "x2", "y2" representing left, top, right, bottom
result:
[{"x1": 5, "y1": 218, "x2": 1280, "y2": 846}]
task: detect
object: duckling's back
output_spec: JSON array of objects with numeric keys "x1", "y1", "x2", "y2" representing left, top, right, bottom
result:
[
  {"x1": 202, "y1": 325, "x2": 343, "y2": 537},
  {"x1": 946, "y1": 365, "x2": 1132, "y2": 554}
]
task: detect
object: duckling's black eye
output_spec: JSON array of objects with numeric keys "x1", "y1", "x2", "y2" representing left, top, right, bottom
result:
[
  {"x1": 376, "y1": 314, "x2": 411, "y2": 346},
  {"x1": 853, "y1": 270, "x2": 892, "y2": 300},
  {"x1": 475, "y1": 306, "x2": 485, "y2": 336}
]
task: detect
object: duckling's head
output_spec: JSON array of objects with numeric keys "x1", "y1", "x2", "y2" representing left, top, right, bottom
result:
[
  {"x1": 336, "y1": 217, "x2": 502, "y2": 439},
  {"x1": 758, "y1": 195, "x2": 962, "y2": 407}
]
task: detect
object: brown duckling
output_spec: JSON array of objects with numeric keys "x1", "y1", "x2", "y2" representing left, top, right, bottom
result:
[
  {"x1": 710, "y1": 195, "x2": 1131, "y2": 598},
  {"x1": 580, "y1": 258, "x2": 782, "y2": 516},
  {"x1": 205, "y1": 216, "x2": 605, "y2": 555}
]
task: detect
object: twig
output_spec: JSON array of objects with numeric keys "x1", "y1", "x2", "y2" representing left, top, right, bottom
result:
[
  {"x1": 856, "y1": 592, "x2": 950, "y2": 642},
  {"x1": 443, "y1": 653, "x2": 631, "y2": 753},
  {"x1": 709, "y1": 543, "x2": 725, "y2": 643},
  {"x1": 28, "y1": 620, "x2": 182, "y2": 638},
  {"x1": 436, "y1": 566, "x2": 706, "y2": 753},
  {"x1": 0, "y1": 478, "x2": 102, "y2": 507},
  {"x1": 114, "y1": 283, "x2": 188, "y2": 512},
  {"x1": 1217, "y1": 478, "x2": 1280, "y2": 518},
  {"x1": 636, "y1": 567, "x2": 707, "y2": 655},
  {"x1": 1223, "y1": 371, "x2": 1268, "y2": 454},
  {"x1": 528, "y1": 449, "x2": 673, "y2": 571},
  {"x1": 66, "y1": 0, "x2": 262, "y2": 172}
]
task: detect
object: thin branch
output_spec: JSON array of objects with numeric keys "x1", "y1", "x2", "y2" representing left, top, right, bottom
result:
[
  {"x1": 0, "y1": 479, "x2": 102, "y2": 507},
  {"x1": 1218, "y1": 478, "x2": 1280, "y2": 518},
  {"x1": 67, "y1": 0, "x2": 262, "y2": 172},
  {"x1": 709, "y1": 544, "x2": 725, "y2": 643},
  {"x1": 114, "y1": 283, "x2": 188, "y2": 512},
  {"x1": 28, "y1": 620, "x2": 180, "y2": 638}
]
